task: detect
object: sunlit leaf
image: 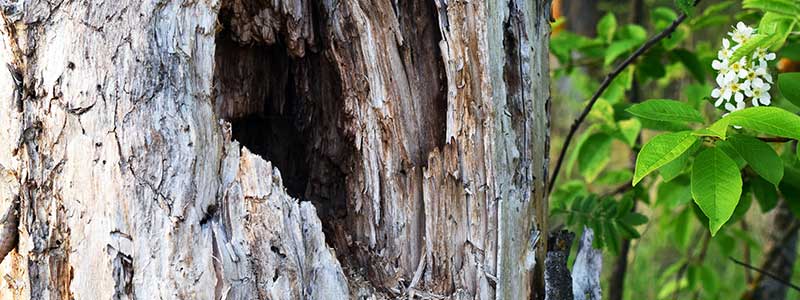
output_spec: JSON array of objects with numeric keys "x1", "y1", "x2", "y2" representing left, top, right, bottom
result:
[
  {"x1": 634, "y1": 131, "x2": 699, "y2": 185},
  {"x1": 706, "y1": 107, "x2": 800, "y2": 140},
  {"x1": 691, "y1": 147, "x2": 743, "y2": 236},
  {"x1": 626, "y1": 99, "x2": 704, "y2": 123}
]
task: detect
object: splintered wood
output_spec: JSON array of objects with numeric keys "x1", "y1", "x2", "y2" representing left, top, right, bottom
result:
[{"x1": 0, "y1": 0, "x2": 551, "y2": 299}]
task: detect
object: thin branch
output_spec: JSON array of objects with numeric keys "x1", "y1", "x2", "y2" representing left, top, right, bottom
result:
[
  {"x1": 741, "y1": 205, "x2": 800, "y2": 298},
  {"x1": 757, "y1": 137, "x2": 795, "y2": 143},
  {"x1": 601, "y1": 183, "x2": 633, "y2": 198},
  {"x1": 730, "y1": 257, "x2": 800, "y2": 293},
  {"x1": 756, "y1": 219, "x2": 800, "y2": 276},
  {"x1": 548, "y1": 8, "x2": 693, "y2": 193}
]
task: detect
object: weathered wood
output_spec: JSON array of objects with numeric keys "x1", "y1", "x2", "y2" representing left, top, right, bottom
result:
[
  {"x1": 572, "y1": 228, "x2": 602, "y2": 300},
  {"x1": 545, "y1": 230, "x2": 575, "y2": 300},
  {"x1": 0, "y1": 0, "x2": 552, "y2": 298}
]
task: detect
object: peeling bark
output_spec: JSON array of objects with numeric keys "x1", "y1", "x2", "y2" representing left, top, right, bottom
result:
[
  {"x1": 545, "y1": 230, "x2": 574, "y2": 300},
  {"x1": 0, "y1": 0, "x2": 551, "y2": 298},
  {"x1": 572, "y1": 228, "x2": 602, "y2": 300}
]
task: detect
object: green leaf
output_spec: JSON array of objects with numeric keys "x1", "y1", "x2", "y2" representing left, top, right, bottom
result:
[
  {"x1": 730, "y1": 183, "x2": 753, "y2": 223},
  {"x1": 780, "y1": 43, "x2": 800, "y2": 61},
  {"x1": 691, "y1": 1, "x2": 733, "y2": 30},
  {"x1": 672, "y1": 49, "x2": 706, "y2": 82},
  {"x1": 657, "y1": 176, "x2": 692, "y2": 208},
  {"x1": 686, "y1": 83, "x2": 712, "y2": 108},
  {"x1": 652, "y1": 7, "x2": 679, "y2": 30},
  {"x1": 588, "y1": 99, "x2": 615, "y2": 126},
  {"x1": 637, "y1": 50, "x2": 667, "y2": 80},
  {"x1": 706, "y1": 107, "x2": 800, "y2": 140},
  {"x1": 730, "y1": 34, "x2": 774, "y2": 63},
  {"x1": 605, "y1": 39, "x2": 640, "y2": 66},
  {"x1": 778, "y1": 72, "x2": 800, "y2": 108},
  {"x1": 662, "y1": 25, "x2": 688, "y2": 50},
  {"x1": 578, "y1": 134, "x2": 613, "y2": 182},
  {"x1": 751, "y1": 175, "x2": 778, "y2": 212},
  {"x1": 716, "y1": 140, "x2": 746, "y2": 169},
  {"x1": 597, "y1": 12, "x2": 617, "y2": 43},
  {"x1": 640, "y1": 119, "x2": 691, "y2": 131},
  {"x1": 660, "y1": 141, "x2": 699, "y2": 182},
  {"x1": 727, "y1": 135, "x2": 784, "y2": 185},
  {"x1": 604, "y1": 222, "x2": 621, "y2": 254},
  {"x1": 691, "y1": 147, "x2": 743, "y2": 236},
  {"x1": 672, "y1": 208, "x2": 695, "y2": 250},
  {"x1": 616, "y1": 196, "x2": 634, "y2": 218},
  {"x1": 698, "y1": 265, "x2": 720, "y2": 295},
  {"x1": 626, "y1": 99, "x2": 704, "y2": 123},
  {"x1": 660, "y1": 155, "x2": 688, "y2": 182},
  {"x1": 600, "y1": 68, "x2": 633, "y2": 103},
  {"x1": 634, "y1": 131, "x2": 699, "y2": 185},
  {"x1": 596, "y1": 169, "x2": 633, "y2": 185},
  {"x1": 622, "y1": 212, "x2": 648, "y2": 226},
  {"x1": 687, "y1": 265, "x2": 699, "y2": 290},
  {"x1": 714, "y1": 231, "x2": 736, "y2": 256},
  {"x1": 616, "y1": 119, "x2": 642, "y2": 146},
  {"x1": 552, "y1": 180, "x2": 589, "y2": 211},
  {"x1": 759, "y1": 13, "x2": 796, "y2": 52},
  {"x1": 617, "y1": 220, "x2": 641, "y2": 239},
  {"x1": 780, "y1": 166, "x2": 800, "y2": 216},
  {"x1": 743, "y1": 0, "x2": 800, "y2": 17},
  {"x1": 658, "y1": 278, "x2": 688, "y2": 299},
  {"x1": 676, "y1": 0, "x2": 694, "y2": 15},
  {"x1": 618, "y1": 24, "x2": 647, "y2": 42}
]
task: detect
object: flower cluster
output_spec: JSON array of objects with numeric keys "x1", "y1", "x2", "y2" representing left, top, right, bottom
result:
[{"x1": 710, "y1": 22, "x2": 776, "y2": 113}]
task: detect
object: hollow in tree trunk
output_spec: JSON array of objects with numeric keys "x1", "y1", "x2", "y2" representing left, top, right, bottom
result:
[{"x1": 0, "y1": 0, "x2": 551, "y2": 299}]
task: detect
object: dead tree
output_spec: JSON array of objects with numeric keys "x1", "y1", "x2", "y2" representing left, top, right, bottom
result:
[{"x1": 0, "y1": 0, "x2": 551, "y2": 298}]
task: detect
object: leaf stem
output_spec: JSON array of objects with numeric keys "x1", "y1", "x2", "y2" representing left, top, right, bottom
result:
[
  {"x1": 757, "y1": 136, "x2": 795, "y2": 143},
  {"x1": 730, "y1": 257, "x2": 800, "y2": 292}
]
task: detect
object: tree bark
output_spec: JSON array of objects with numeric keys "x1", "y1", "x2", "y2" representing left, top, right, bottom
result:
[
  {"x1": 749, "y1": 199, "x2": 799, "y2": 300},
  {"x1": 0, "y1": 0, "x2": 551, "y2": 299}
]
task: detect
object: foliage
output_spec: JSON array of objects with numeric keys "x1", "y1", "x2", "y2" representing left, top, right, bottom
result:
[{"x1": 550, "y1": 0, "x2": 800, "y2": 298}]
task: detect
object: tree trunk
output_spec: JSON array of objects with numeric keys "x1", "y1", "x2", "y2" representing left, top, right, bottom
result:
[
  {"x1": 749, "y1": 199, "x2": 799, "y2": 300},
  {"x1": 0, "y1": 0, "x2": 551, "y2": 299}
]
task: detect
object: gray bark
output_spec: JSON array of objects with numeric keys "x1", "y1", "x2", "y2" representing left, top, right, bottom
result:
[
  {"x1": 752, "y1": 199, "x2": 799, "y2": 300},
  {"x1": 545, "y1": 230, "x2": 574, "y2": 300},
  {"x1": 571, "y1": 228, "x2": 602, "y2": 300},
  {"x1": 0, "y1": 0, "x2": 551, "y2": 299}
]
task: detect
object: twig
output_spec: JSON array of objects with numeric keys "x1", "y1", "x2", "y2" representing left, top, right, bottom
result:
[
  {"x1": 759, "y1": 220, "x2": 800, "y2": 272},
  {"x1": 730, "y1": 257, "x2": 800, "y2": 292},
  {"x1": 601, "y1": 183, "x2": 633, "y2": 198},
  {"x1": 548, "y1": 8, "x2": 694, "y2": 193},
  {"x1": 757, "y1": 137, "x2": 795, "y2": 143},
  {"x1": 741, "y1": 208, "x2": 800, "y2": 298}
]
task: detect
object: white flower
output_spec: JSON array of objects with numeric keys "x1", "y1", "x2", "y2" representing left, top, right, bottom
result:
[
  {"x1": 711, "y1": 23, "x2": 774, "y2": 115},
  {"x1": 728, "y1": 57, "x2": 749, "y2": 80},
  {"x1": 729, "y1": 22, "x2": 755, "y2": 44},
  {"x1": 746, "y1": 78, "x2": 772, "y2": 106},
  {"x1": 752, "y1": 61, "x2": 773, "y2": 83},
  {"x1": 718, "y1": 38, "x2": 735, "y2": 61},
  {"x1": 724, "y1": 100, "x2": 745, "y2": 112},
  {"x1": 712, "y1": 59, "x2": 731, "y2": 84},
  {"x1": 753, "y1": 47, "x2": 776, "y2": 63},
  {"x1": 712, "y1": 78, "x2": 748, "y2": 106}
]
